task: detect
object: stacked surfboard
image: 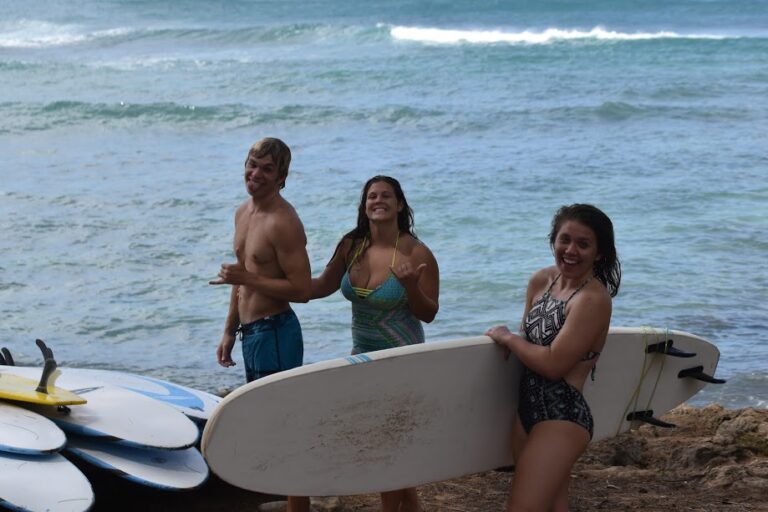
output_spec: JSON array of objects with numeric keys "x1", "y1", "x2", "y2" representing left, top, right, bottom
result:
[{"x1": 0, "y1": 341, "x2": 220, "y2": 512}]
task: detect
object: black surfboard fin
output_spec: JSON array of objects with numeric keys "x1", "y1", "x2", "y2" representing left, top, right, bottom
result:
[
  {"x1": 36, "y1": 358, "x2": 58, "y2": 394},
  {"x1": 645, "y1": 339, "x2": 696, "y2": 358},
  {"x1": 35, "y1": 338, "x2": 55, "y2": 361},
  {"x1": 0, "y1": 352, "x2": 5, "y2": 366},
  {"x1": 678, "y1": 365, "x2": 726, "y2": 384},
  {"x1": 34, "y1": 339, "x2": 59, "y2": 394},
  {"x1": 1, "y1": 347, "x2": 14, "y2": 366},
  {"x1": 626, "y1": 410, "x2": 676, "y2": 429}
]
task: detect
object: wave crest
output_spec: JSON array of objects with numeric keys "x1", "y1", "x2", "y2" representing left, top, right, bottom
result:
[
  {"x1": 0, "y1": 100, "x2": 448, "y2": 133},
  {"x1": 0, "y1": 20, "x2": 386, "y2": 49},
  {"x1": 0, "y1": 20, "x2": 132, "y2": 48},
  {"x1": 390, "y1": 25, "x2": 729, "y2": 45}
]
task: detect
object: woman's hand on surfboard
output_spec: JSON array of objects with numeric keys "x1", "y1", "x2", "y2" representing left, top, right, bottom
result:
[{"x1": 485, "y1": 325, "x2": 513, "y2": 360}]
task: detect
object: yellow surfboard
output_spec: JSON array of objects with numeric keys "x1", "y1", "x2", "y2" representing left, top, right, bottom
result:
[{"x1": 0, "y1": 371, "x2": 86, "y2": 406}]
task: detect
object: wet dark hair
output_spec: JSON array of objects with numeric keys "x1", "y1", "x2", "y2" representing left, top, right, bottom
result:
[
  {"x1": 549, "y1": 204, "x2": 621, "y2": 297},
  {"x1": 330, "y1": 176, "x2": 417, "y2": 265},
  {"x1": 245, "y1": 137, "x2": 291, "y2": 189}
]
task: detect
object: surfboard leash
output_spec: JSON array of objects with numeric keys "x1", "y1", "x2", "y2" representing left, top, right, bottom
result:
[
  {"x1": 643, "y1": 328, "x2": 669, "y2": 412},
  {"x1": 618, "y1": 327, "x2": 652, "y2": 436},
  {"x1": 618, "y1": 326, "x2": 668, "y2": 436}
]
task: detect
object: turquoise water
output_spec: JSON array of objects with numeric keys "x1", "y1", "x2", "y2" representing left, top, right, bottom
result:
[{"x1": 1, "y1": 0, "x2": 766, "y2": 408}]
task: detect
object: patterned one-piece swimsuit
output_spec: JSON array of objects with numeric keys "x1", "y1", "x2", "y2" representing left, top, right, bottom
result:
[{"x1": 519, "y1": 275, "x2": 597, "y2": 438}]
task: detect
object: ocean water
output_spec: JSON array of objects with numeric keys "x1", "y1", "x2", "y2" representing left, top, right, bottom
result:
[{"x1": 1, "y1": 0, "x2": 766, "y2": 408}]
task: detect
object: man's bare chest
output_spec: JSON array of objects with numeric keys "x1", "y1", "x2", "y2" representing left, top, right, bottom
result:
[{"x1": 234, "y1": 222, "x2": 276, "y2": 266}]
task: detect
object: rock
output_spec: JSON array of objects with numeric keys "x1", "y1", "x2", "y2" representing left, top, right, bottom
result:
[
  {"x1": 256, "y1": 498, "x2": 341, "y2": 512},
  {"x1": 311, "y1": 496, "x2": 342, "y2": 511},
  {"x1": 608, "y1": 435, "x2": 648, "y2": 467},
  {"x1": 713, "y1": 409, "x2": 766, "y2": 445},
  {"x1": 666, "y1": 441, "x2": 753, "y2": 470},
  {"x1": 257, "y1": 501, "x2": 287, "y2": 512},
  {"x1": 704, "y1": 460, "x2": 768, "y2": 490}
]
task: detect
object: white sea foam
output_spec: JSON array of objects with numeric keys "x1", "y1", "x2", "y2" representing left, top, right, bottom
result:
[
  {"x1": 0, "y1": 20, "x2": 131, "y2": 48},
  {"x1": 390, "y1": 25, "x2": 728, "y2": 44}
]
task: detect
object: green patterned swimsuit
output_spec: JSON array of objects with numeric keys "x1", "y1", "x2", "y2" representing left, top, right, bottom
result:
[{"x1": 340, "y1": 235, "x2": 425, "y2": 354}]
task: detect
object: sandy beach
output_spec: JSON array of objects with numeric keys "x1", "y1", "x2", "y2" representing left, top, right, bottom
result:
[{"x1": 84, "y1": 405, "x2": 767, "y2": 511}]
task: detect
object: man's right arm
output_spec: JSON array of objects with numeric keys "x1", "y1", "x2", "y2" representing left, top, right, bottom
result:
[
  {"x1": 216, "y1": 284, "x2": 239, "y2": 367},
  {"x1": 215, "y1": 204, "x2": 245, "y2": 368}
]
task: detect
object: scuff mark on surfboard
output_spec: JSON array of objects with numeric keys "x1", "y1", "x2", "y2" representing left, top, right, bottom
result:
[{"x1": 311, "y1": 392, "x2": 439, "y2": 466}]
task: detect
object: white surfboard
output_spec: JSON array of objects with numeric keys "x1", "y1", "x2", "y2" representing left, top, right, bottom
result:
[
  {"x1": 66, "y1": 436, "x2": 209, "y2": 491},
  {"x1": 201, "y1": 327, "x2": 721, "y2": 496},
  {"x1": 0, "y1": 401, "x2": 66, "y2": 455},
  {"x1": 1, "y1": 368, "x2": 201, "y2": 451},
  {"x1": 0, "y1": 451, "x2": 94, "y2": 512},
  {"x1": 203, "y1": 335, "x2": 523, "y2": 496},
  {"x1": 36, "y1": 367, "x2": 220, "y2": 422}
]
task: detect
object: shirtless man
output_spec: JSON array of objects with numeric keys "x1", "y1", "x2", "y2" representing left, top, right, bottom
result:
[{"x1": 210, "y1": 137, "x2": 311, "y2": 512}]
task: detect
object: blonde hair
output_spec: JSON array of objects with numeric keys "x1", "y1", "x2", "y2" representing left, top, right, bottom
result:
[{"x1": 245, "y1": 137, "x2": 292, "y2": 189}]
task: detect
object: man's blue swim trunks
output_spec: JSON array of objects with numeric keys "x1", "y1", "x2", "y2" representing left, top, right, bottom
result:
[{"x1": 238, "y1": 309, "x2": 303, "y2": 382}]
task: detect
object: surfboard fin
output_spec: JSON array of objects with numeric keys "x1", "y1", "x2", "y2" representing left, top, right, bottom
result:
[
  {"x1": 645, "y1": 339, "x2": 696, "y2": 358},
  {"x1": 36, "y1": 359, "x2": 59, "y2": 394},
  {"x1": 626, "y1": 410, "x2": 676, "y2": 428},
  {"x1": 678, "y1": 365, "x2": 726, "y2": 384},
  {"x1": 34, "y1": 339, "x2": 60, "y2": 394},
  {"x1": 35, "y1": 339, "x2": 55, "y2": 361},
  {"x1": 1, "y1": 347, "x2": 14, "y2": 366}
]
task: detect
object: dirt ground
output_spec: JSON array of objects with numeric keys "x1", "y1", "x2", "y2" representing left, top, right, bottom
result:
[{"x1": 86, "y1": 405, "x2": 768, "y2": 511}]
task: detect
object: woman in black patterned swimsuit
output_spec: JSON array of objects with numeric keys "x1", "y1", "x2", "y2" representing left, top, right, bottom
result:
[{"x1": 486, "y1": 204, "x2": 621, "y2": 512}]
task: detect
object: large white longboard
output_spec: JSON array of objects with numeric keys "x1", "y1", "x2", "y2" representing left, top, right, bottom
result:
[{"x1": 201, "y1": 327, "x2": 722, "y2": 496}]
